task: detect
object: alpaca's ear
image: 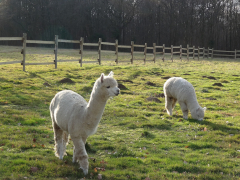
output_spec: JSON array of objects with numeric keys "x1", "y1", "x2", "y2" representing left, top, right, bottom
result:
[
  {"x1": 203, "y1": 107, "x2": 207, "y2": 112},
  {"x1": 108, "y1": 71, "x2": 114, "y2": 77},
  {"x1": 100, "y1": 73, "x2": 104, "y2": 83}
]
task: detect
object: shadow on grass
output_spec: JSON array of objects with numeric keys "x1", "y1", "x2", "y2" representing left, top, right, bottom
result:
[
  {"x1": 187, "y1": 142, "x2": 217, "y2": 150},
  {"x1": 85, "y1": 142, "x2": 97, "y2": 153},
  {"x1": 141, "y1": 120, "x2": 172, "y2": 130},
  {"x1": 168, "y1": 164, "x2": 205, "y2": 174},
  {"x1": 141, "y1": 130, "x2": 156, "y2": 139},
  {"x1": 187, "y1": 119, "x2": 240, "y2": 133}
]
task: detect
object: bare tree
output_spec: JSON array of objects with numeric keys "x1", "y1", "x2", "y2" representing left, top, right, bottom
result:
[{"x1": 0, "y1": 0, "x2": 239, "y2": 49}]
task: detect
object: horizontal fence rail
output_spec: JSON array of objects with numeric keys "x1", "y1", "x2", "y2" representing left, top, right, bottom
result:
[{"x1": 0, "y1": 33, "x2": 239, "y2": 71}]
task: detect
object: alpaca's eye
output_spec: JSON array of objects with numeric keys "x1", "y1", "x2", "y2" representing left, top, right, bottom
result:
[{"x1": 107, "y1": 86, "x2": 110, "y2": 88}]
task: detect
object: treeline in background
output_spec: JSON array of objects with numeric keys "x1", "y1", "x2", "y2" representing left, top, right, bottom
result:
[{"x1": 0, "y1": 0, "x2": 240, "y2": 50}]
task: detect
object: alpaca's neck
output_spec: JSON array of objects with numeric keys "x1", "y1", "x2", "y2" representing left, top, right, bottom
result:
[
  {"x1": 86, "y1": 90, "x2": 107, "y2": 124},
  {"x1": 188, "y1": 99, "x2": 201, "y2": 112}
]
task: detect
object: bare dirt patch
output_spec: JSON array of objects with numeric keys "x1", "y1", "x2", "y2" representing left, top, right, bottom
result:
[
  {"x1": 154, "y1": 93, "x2": 165, "y2": 98},
  {"x1": 118, "y1": 83, "x2": 127, "y2": 90},
  {"x1": 202, "y1": 76, "x2": 216, "y2": 80},
  {"x1": 43, "y1": 82, "x2": 51, "y2": 86},
  {"x1": 146, "y1": 81, "x2": 156, "y2": 86},
  {"x1": 119, "y1": 80, "x2": 133, "y2": 83},
  {"x1": 59, "y1": 78, "x2": 75, "y2": 84},
  {"x1": 146, "y1": 97, "x2": 162, "y2": 103},
  {"x1": 153, "y1": 72, "x2": 161, "y2": 76},
  {"x1": 221, "y1": 80, "x2": 229, "y2": 83},
  {"x1": 206, "y1": 97, "x2": 217, "y2": 100},
  {"x1": 161, "y1": 76, "x2": 171, "y2": 79},
  {"x1": 213, "y1": 83, "x2": 224, "y2": 87}
]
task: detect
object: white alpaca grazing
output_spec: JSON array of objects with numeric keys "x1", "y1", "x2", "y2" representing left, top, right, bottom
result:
[
  {"x1": 49, "y1": 71, "x2": 120, "y2": 175},
  {"x1": 163, "y1": 77, "x2": 206, "y2": 121}
]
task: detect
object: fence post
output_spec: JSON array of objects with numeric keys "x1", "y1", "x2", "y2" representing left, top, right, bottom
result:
[
  {"x1": 21, "y1": 33, "x2": 27, "y2": 71},
  {"x1": 180, "y1": 45, "x2": 182, "y2": 61},
  {"x1": 153, "y1": 43, "x2": 156, "y2": 63},
  {"x1": 203, "y1": 47, "x2": 205, "y2": 58},
  {"x1": 162, "y1": 44, "x2": 165, "y2": 61},
  {"x1": 171, "y1": 45, "x2": 173, "y2": 62},
  {"x1": 198, "y1": 46, "x2": 200, "y2": 60},
  {"x1": 54, "y1": 35, "x2": 58, "y2": 69},
  {"x1": 193, "y1": 46, "x2": 195, "y2": 60},
  {"x1": 98, "y1": 38, "x2": 102, "y2": 65},
  {"x1": 131, "y1": 41, "x2": 134, "y2": 64},
  {"x1": 79, "y1": 37, "x2": 84, "y2": 67},
  {"x1": 211, "y1": 48, "x2": 214, "y2": 59},
  {"x1": 187, "y1": 44, "x2": 189, "y2": 61},
  {"x1": 115, "y1": 39, "x2": 118, "y2": 64},
  {"x1": 144, "y1": 43, "x2": 147, "y2": 64},
  {"x1": 207, "y1": 47, "x2": 209, "y2": 58},
  {"x1": 235, "y1": 49, "x2": 237, "y2": 59}
]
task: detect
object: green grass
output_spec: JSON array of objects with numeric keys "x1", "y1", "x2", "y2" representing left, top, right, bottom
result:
[{"x1": 0, "y1": 46, "x2": 240, "y2": 179}]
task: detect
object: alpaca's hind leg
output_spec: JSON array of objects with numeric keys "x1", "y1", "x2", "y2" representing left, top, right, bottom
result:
[
  {"x1": 179, "y1": 101, "x2": 188, "y2": 119},
  {"x1": 72, "y1": 137, "x2": 89, "y2": 175},
  {"x1": 62, "y1": 131, "x2": 69, "y2": 157},
  {"x1": 165, "y1": 96, "x2": 173, "y2": 116},
  {"x1": 53, "y1": 122, "x2": 65, "y2": 160},
  {"x1": 172, "y1": 98, "x2": 177, "y2": 110}
]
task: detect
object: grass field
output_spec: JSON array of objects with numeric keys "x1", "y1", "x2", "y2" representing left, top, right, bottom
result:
[{"x1": 0, "y1": 46, "x2": 240, "y2": 180}]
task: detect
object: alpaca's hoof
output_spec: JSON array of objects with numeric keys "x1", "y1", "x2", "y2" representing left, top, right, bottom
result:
[
  {"x1": 80, "y1": 167, "x2": 88, "y2": 175},
  {"x1": 198, "y1": 118, "x2": 203, "y2": 121},
  {"x1": 183, "y1": 116, "x2": 188, "y2": 120}
]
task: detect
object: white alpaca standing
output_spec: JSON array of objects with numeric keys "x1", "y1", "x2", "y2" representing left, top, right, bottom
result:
[
  {"x1": 49, "y1": 71, "x2": 120, "y2": 175},
  {"x1": 163, "y1": 77, "x2": 206, "y2": 120}
]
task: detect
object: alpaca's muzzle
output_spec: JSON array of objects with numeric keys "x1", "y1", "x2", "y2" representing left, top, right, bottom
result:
[{"x1": 115, "y1": 88, "x2": 120, "y2": 96}]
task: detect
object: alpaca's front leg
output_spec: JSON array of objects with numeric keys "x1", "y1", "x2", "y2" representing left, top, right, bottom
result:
[
  {"x1": 179, "y1": 101, "x2": 188, "y2": 119},
  {"x1": 72, "y1": 137, "x2": 89, "y2": 175},
  {"x1": 72, "y1": 136, "x2": 87, "y2": 163}
]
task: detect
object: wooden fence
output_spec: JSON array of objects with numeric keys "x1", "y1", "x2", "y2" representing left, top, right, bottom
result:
[{"x1": 0, "y1": 33, "x2": 240, "y2": 71}]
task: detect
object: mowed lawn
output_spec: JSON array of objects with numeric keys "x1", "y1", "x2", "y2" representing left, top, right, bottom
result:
[{"x1": 0, "y1": 47, "x2": 240, "y2": 180}]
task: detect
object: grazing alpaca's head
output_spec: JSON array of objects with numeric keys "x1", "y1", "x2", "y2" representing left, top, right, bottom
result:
[{"x1": 192, "y1": 107, "x2": 207, "y2": 121}]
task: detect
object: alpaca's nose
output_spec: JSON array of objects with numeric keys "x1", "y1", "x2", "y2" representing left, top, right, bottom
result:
[{"x1": 117, "y1": 88, "x2": 120, "y2": 94}]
